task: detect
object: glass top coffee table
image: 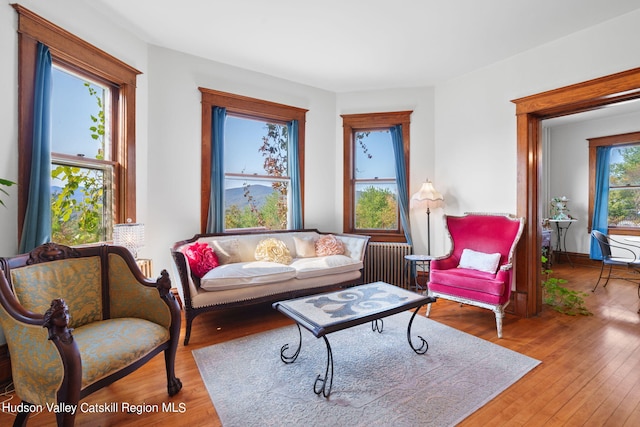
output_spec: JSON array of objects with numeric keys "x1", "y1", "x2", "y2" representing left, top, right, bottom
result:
[{"x1": 272, "y1": 281, "x2": 436, "y2": 397}]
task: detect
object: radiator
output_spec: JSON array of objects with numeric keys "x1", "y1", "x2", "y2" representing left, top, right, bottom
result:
[{"x1": 363, "y1": 242, "x2": 412, "y2": 289}]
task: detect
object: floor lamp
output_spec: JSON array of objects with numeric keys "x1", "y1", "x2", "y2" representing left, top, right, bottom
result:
[{"x1": 411, "y1": 180, "x2": 444, "y2": 255}]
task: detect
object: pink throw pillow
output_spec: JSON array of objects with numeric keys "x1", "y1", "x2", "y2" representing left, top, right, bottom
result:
[
  {"x1": 184, "y1": 242, "x2": 219, "y2": 278},
  {"x1": 315, "y1": 234, "x2": 345, "y2": 257}
]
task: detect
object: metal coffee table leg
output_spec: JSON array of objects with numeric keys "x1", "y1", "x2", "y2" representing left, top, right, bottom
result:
[
  {"x1": 407, "y1": 306, "x2": 429, "y2": 354},
  {"x1": 313, "y1": 335, "x2": 334, "y2": 397}
]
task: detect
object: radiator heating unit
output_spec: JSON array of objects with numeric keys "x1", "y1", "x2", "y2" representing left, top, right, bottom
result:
[{"x1": 363, "y1": 242, "x2": 412, "y2": 289}]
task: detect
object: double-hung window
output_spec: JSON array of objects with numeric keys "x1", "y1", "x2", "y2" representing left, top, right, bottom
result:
[
  {"x1": 200, "y1": 89, "x2": 307, "y2": 232},
  {"x1": 589, "y1": 131, "x2": 640, "y2": 235},
  {"x1": 342, "y1": 111, "x2": 411, "y2": 242},
  {"x1": 15, "y1": 5, "x2": 140, "y2": 246}
]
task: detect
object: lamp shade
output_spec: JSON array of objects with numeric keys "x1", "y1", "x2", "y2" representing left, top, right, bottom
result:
[
  {"x1": 411, "y1": 180, "x2": 444, "y2": 210},
  {"x1": 113, "y1": 223, "x2": 144, "y2": 258}
]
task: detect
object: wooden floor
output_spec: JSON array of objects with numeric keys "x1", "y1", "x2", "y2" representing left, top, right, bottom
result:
[{"x1": 1, "y1": 263, "x2": 640, "y2": 426}]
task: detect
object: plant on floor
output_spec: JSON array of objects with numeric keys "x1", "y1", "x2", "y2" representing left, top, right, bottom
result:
[{"x1": 541, "y1": 256, "x2": 592, "y2": 316}]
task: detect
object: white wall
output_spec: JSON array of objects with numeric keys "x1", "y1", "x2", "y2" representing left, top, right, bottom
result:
[
  {"x1": 2, "y1": 3, "x2": 640, "y2": 295},
  {"x1": 145, "y1": 46, "x2": 340, "y2": 271},
  {"x1": 433, "y1": 8, "x2": 640, "y2": 257},
  {"x1": 546, "y1": 111, "x2": 640, "y2": 254}
]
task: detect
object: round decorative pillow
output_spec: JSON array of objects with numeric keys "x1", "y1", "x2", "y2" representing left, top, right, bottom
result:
[
  {"x1": 315, "y1": 234, "x2": 345, "y2": 257},
  {"x1": 184, "y1": 242, "x2": 219, "y2": 278},
  {"x1": 255, "y1": 238, "x2": 292, "y2": 264}
]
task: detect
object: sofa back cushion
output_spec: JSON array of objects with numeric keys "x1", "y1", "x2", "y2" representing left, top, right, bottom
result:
[{"x1": 10, "y1": 257, "x2": 103, "y2": 329}]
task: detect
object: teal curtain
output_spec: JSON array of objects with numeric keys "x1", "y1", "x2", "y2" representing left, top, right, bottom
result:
[
  {"x1": 288, "y1": 120, "x2": 303, "y2": 229},
  {"x1": 390, "y1": 125, "x2": 413, "y2": 246},
  {"x1": 590, "y1": 146, "x2": 611, "y2": 260},
  {"x1": 19, "y1": 43, "x2": 52, "y2": 253},
  {"x1": 206, "y1": 107, "x2": 226, "y2": 233}
]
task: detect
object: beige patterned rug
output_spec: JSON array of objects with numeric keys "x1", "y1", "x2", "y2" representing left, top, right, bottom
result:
[{"x1": 193, "y1": 311, "x2": 540, "y2": 427}]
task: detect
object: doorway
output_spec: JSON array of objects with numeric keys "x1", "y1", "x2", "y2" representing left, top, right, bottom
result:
[{"x1": 512, "y1": 67, "x2": 640, "y2": 317}]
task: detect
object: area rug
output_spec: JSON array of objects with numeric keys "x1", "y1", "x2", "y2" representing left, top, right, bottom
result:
[{"x1": 193, "y1": 312, "x2": 540, "y2": 427}]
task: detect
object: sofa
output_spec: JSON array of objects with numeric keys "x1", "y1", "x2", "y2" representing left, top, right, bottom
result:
[
  {"x1": 171, "y1": 229, "x2": 370, "y2": 344},
  {"x1": 0, "y1": 243, "x2": 182, "y2": 427}
]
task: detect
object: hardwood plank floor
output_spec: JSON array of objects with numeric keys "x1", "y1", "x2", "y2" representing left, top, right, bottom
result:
[{"x1": 1, "y1": 263, "x2": 639, "y2": 426}]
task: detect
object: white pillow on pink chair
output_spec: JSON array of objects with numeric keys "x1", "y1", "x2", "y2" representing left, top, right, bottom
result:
[{"x1": 458, "y1": 248, "x2": 501, "y2": 274}]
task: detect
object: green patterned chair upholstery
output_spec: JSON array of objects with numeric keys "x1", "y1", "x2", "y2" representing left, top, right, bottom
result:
[{"x1": 0, "y1": 243, "x2": 182, "y2": 427}]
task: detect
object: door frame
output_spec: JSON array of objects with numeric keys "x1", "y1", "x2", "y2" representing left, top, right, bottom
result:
[{"x1": 512, "y1": 67, "x2": 640, "y2": 317}]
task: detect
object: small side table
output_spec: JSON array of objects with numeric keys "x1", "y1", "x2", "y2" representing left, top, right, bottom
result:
[
  {"x1": 548, "y1": 219, "x2": 577, "y2": 267},
  {"x1": 404, "y1": 254, "x2": 434, "y2": 294}
]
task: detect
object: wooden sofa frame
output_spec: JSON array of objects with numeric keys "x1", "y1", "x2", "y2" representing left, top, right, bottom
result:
[{"x1": 171, "y1": 229, "x2": 369, "y2": 345}]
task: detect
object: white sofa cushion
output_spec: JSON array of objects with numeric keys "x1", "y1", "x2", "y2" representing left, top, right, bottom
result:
[
  {"x1": 200, "y1": 261, "x2": 297, "y2": 291},
  {"x1": 290, "y1": 255, "x2": 363, "y2": 279}
]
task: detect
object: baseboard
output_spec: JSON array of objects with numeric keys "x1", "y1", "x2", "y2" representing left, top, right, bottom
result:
[
  {"x1": 551, "y1": 252, "x2": 600, "y2": 268},
  {"x1": 0, "y1": 344, "x2": 11, "y2": 387}
]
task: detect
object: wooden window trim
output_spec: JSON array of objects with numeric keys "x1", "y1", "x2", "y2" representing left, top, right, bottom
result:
[
  {"x1": 588, "y1": 131, "x2": 640, "y2": 236},
  {"x1": 342, "y1": 111, "x2": 412, "y2": 242},
  {"x1": 199, "y1": 88, "x2": 308, "y2": 233},
  {"x1": 14, "y1": 5, "x2": 141, "y2": 240}
]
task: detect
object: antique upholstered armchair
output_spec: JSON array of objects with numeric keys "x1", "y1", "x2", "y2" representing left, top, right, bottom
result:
[
  {"x1": 426, "y1": 213, "x2": 525, "y2": 338},
  {"x1": 0, "y1": 243, "x2": 183, "y2": 427}
]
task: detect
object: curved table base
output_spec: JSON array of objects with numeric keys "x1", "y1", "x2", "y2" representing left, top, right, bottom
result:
[{"x1": 281, "y1": 306, "x2": 429, "y2": 397}]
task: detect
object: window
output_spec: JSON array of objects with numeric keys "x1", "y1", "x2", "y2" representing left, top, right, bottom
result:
[
  {"x1": 342, "y1": 111, "x2": 411, "y2": 242},
  {"x1": 588, "y1": 131, "x2": 640, "y2": 235},
  {"x1": 50, "y1": 66, "x2": 115, "y2": 245},
  {"x1": 15, "y1": 5, "x2": 140, "y2": 245},
  {"x1": 200, "y1": 88, "x2": 307, "y2": 232},
  {"x1": 224, "y1": 116, "x2": 292, "y2": 230}
]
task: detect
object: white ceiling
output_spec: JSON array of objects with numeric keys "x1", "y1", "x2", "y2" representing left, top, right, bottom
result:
[{"x1": 89, "y1": 0, "x2": 640, "y2": 93}]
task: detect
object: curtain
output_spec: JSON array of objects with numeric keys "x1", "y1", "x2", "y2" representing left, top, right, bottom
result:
[
  {"x1": 390, "y1": 125, "x2": 413, "y2": 246},
  {"x1": 19, "y1": 43, "x2": 52, "y2": 253},
  {"x1": 288, "y1": 120, "x2": 303, "y2": 229},
  {"x1": 590, "y1": 145, "x2": 611, "y2": 260},
  {"x1": 206, "y1": 106, "x2": 226, "y2": 233}
]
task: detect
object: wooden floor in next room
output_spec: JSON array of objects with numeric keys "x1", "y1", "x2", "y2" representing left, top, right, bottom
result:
[{"x1": 0, "y1": 262, "x2": 639, "y2": 426}]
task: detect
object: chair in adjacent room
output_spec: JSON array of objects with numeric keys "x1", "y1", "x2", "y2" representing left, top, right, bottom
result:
[
  {"x1": 591, "y1": 230, "x2": 640, "y2": 297},
  {"x1": 426, "y1": 212, "x2": 525, "y2": 338}
]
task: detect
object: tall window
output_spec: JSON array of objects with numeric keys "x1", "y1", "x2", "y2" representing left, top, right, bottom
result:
[
  {"x1": 200, "y1": 88, "x2": 307, "y2": 232},
  {"x1": 15, "y1": 5, "x2": 140, "y2": 246},
  {"x1": 589, "y1": 131, "x2": 640, "y2": 235},
  {"x1": 342, "y1": 111, "x2": 411, "y2": 242},
  {"x1": 224, "y1": 116, "x2": 292, "y2": 230},
  {"x1": 50, "y1": 66, "x2": 115, "y2": 245}
]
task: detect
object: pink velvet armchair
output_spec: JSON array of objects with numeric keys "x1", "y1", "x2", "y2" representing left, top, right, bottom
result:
[{"x1": 426, "y1": 213, "x2": 525, "y2": 338}]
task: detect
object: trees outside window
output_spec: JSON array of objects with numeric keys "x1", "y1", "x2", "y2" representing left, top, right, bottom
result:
[
  {"x1": 50, "y1": 66, "x2": 115, "y2": 245},
  {"x1": 342, "y1": 111, "x2": 411, "y2": 242},
  {"x1": 199, "y1": 88, "x2": 307, "y2": 233},
  {"x1": 224, "y1": 116, "x2": 291, "y2": 230},
  {"x1": 15, "y1": 5, "x2": 140, "y2": 245},
  {"x1": 589, "y1": 131, "x2": 640, "y2": 235}
]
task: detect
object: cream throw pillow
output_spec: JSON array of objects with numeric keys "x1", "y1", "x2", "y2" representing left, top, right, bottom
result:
[
  {"x1": 293, "y1": 236, "x2": 316, "y2": 258},
  {"x1": 254, "y1": 238, "x2": 292, "y2": 265},
  {"x1": 458, "y1": 248, "x2": 501, "y2": 274}
]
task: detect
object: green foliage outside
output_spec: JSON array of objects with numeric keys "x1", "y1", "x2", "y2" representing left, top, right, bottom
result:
[
  {"x1": 0, "y1": 178, "x2": 16, "y2": 208},
  {"x1": 224, "y1": 123, "x2": 289, "y2": 230},
  {"x1": 355, "y1": 186, "x2": 397, "y2": 229},
  {"x1": 541, "y1": 256, "x2": 591, "y2": 316},
  {"x1": 609, "y1": 146, "x2": 640, "y2": 226},
  {"x1": 51, "y1": 82, "x2": 106, "y2": 246}
]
